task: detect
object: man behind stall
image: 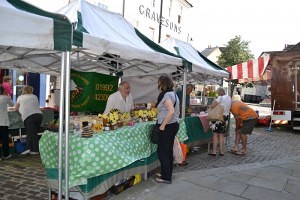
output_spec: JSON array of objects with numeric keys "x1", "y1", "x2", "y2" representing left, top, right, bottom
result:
[
  {"x1": 176, "y1": 84, "x2": 194, "y2": 113},
  {"x1": 103, "y1": 81, "x2": 134, "y2": 114}
]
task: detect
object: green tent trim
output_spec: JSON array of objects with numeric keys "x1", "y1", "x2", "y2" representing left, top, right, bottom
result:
[
  {"x1": 135, "y1": 28, "x2": 191, "y2": 72},
  {"x1": 197, "y1": 51, "x2": 229, "y2": 73},
  {"x1": 8, "y1": 0, "x2": 72, "y2": 51}
]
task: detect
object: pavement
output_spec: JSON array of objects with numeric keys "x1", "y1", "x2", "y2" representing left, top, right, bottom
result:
[
  {"x1": 111, "y1": 156, "x2": 300, "y2": 200},
  {"x1": 1, "y1": 104, "x2": 300, "y2": 200}
]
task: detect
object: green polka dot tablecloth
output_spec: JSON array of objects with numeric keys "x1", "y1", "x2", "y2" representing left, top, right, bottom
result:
[{"x1": 39, "y1": 120, "x2": 188, "y2": 188}]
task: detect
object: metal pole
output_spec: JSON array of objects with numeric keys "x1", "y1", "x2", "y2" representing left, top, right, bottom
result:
[
  {"x1": 295, "y1": 64, "x2": 299, "y2": 109},
  {"x1": 201, "y1": 81, "x2": 205, "y2": 105},
  {"x1": 64, "y1": 52, "x2": 71, "y2": 200},
  {"x1": 122, "y1": 0, "x2": 125, "y2": 17},
  {"x1": 58, "y1": 52, "x2": 66, "y2": 200},
  {"x1": 158, "y1": 0, "x2": 163, "y2": 43},
  {"x1": 181, "y1": 68, "x2": 187, "y2": 119}
]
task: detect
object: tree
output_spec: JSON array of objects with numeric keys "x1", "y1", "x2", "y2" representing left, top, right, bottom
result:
[{"x1": 217, "y1": 35, "x2": 255, "y2": 96}]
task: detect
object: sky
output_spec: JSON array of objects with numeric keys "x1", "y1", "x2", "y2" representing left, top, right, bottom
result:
[
  {"x1": 25, "y1": 0, "x2": 300, "y2": 58},
  {"x1": 186, "y1": 0, "x2": 300, "y2": 57}
]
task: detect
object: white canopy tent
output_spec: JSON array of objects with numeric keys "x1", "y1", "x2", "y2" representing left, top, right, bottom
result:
[
  {"x1": 1, "y1": 0, "x2": 187, "y2": 77},
  {"x1": 0, "y1": 0, "x2": 73, "y2": 199},
  {"x1": 159, "y1": 37, "x2": 230, "y2": 84},
  {"x1": 159, "y1": 37, "x2": 230, "y2": 115},
  {"x1": 1, "y1": 0, "x2": 189, "y2": 199},
  {"x1": 56, "y1": 0, "x2": 187, "y2": 77}
]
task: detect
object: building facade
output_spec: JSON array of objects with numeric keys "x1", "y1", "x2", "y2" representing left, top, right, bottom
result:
[{"x1": 80, "y1": 0, "x2": 193, "y2": 43}]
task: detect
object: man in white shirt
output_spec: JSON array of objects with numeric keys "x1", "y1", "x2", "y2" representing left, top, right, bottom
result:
[{"x1": 103, "y1": 81, "x2": 134, "y2": 114}]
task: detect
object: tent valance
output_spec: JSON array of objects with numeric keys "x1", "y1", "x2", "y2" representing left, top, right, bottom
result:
[
  {"x1": 226, "y1": 54, "x2": 270, "y2": 83},
  {"x1": 56, "y1": 0, "x2": 187, "y2": 78},
  {"x1": 0, "y1": 0, "x2": 72, "y2": 52},
  {"x1": 159, "y1": 37, "x2": 230, "y2": 84}
]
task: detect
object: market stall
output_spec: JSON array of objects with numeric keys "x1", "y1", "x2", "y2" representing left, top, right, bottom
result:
[
  {"x1": 1, "y1": 0, "x2": 189, "y2": 199},
  {"x1": 40, "y1": 120, "x2": 188, "y2": 198},
  {"x1": 159, "y1": 37, "x2": 230, "y2": 116},
  {"x1": 0, "y1": 1, "x2": 215, "y2": 199}
]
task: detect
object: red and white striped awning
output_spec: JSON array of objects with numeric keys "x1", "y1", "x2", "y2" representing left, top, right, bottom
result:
[{"x1": 226, "y1": 54, "x2": 270, "y2": 83}]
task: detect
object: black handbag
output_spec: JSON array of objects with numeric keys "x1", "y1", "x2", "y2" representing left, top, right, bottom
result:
[{"x1": 150, "y1": 124, "x2": 160, "y2": 144}]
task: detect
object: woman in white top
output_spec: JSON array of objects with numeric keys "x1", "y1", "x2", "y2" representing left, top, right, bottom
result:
[
  {"x1": 208, "y1": 87, "x2": 232, "y2": 156},
  {"x1": 0, "y1": 84, "x2": 14, "y2": 160},
  {"x1": 15, "y1": 85, "x2": 43, "y2": 155}
]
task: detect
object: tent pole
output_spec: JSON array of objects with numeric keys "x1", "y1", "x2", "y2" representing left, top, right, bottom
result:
[
  {"x1": 58, "y1": 52, "x2": 66, "y2": 200},
  {"x1": 158, "y1": 0, "x2": 163, "y2": 43},
  {"x1": 181, "y1": 68, "x2": 187, "y2": 119},
  {"x1": 201, "y1": 81, "x2": 205, "y2": 105},
  {"x1": 64, "y1": 51, "x2": 71, "y2": 200}
]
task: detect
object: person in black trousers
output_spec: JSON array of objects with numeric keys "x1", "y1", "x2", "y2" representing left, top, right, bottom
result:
[
  {"x1": 155, "y1": 76, "x2": 180, "y2": 184},
  {"x1": 0, "y1": 85, "x2": 14, "y2": 160},
  {"x1": 15, "y1": 85, "x2": 43, "y2": 155}
]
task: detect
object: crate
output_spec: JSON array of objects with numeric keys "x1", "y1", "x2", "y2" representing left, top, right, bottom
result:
[{"x1": 110, "y1": 176, "x2": 135, "y2": 195}]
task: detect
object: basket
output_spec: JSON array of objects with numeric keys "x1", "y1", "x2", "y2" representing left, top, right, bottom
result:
[{"x1": 110, "y1": 176, "x2": 135, "y2": 195}]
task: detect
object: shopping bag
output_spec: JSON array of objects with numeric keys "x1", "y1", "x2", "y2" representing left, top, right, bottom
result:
[
  {"x1": 207, "y1": 104, "x2": 224, "y2": 121},
  {"x1": 180, "y1": 143, "x2": 188, "y2": 162},
  {"x1": 150, "y1": 124, "x2": 160, "y2": 144},
  {"x1": 14, "y1": 139, "x2": 26, "y2": 153},
  {"x1": 173, "y1": 136, "x2": 184, "y2": 164}
]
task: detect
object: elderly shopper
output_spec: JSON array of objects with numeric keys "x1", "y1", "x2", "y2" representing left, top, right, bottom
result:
[
  {"x1": 15, "y1": 85, "x2": 43, "y2": 155},
  {"x1": 208, "y1": 87, "x2": 231, "y2": 156},
  {"x1": 229, "y1": 100, "x2": 258, "y2": 155}
]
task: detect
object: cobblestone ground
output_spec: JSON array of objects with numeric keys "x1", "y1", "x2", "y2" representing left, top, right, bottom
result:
[
  {"x1": 0, "y1": 155, "x2": 48, "y2": 200},
  {"x1": 173, "y1": 124, "x2": 300, "y2": 174},
  {"x1": 0, "y1": 105, "x2": 299, "y2": 199}
]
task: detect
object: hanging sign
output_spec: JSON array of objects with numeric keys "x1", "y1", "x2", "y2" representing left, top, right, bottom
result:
[{"x1": 70, "y1": 70, "x2": 119, "y2": 112}]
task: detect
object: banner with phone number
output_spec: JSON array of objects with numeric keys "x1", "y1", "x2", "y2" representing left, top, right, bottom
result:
[{"x1": 70, "y1": 70, "x2": 119, "y2": 112}]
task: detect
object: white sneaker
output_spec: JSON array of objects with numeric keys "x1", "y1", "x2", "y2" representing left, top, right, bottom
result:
[
  {"x1": 30, "y1": 151, "x2": 39, "y2": 155},
  {"x1": 4, "y1": 154, "x2": 12, "y2": 159},
  {"x1": 21, "y1": 150, "x2": 30, "y2": 155}
]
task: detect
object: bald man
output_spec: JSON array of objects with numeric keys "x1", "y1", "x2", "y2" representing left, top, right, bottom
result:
[{"x1": 103, "y1": 81, "x2": 134, "y2": 114}]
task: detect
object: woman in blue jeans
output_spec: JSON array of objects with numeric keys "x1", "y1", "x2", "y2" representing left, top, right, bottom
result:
[{"x1": 155, "y1": 76, "x2": 180, "y2": 184}]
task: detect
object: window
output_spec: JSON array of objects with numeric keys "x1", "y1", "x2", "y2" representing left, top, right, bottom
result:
[
  {"x1": 178, "y1": 15, "x2": 181, "y2": 24},
  {"x1": 148, "y1": 27, "x2": 155, "y2": 41}
]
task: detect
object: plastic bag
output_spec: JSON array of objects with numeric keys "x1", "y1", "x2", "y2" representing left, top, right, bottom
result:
[{"x1": 173, "y1": 136, "x2": 184, "y2": 164}]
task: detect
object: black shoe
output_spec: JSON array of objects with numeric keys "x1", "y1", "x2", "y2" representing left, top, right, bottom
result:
[{"x1": 208, "y1": 153, "x2": 216, "y2": 156}]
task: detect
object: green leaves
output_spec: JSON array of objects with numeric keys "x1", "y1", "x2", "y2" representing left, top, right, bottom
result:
[{"x1": 217, "y1": 35, "x2": 254, "y2": 68}]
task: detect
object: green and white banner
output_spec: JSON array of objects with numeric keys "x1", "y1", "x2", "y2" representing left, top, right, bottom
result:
[{"x1": 70, "y1": 70, "x2": 119, "y2": 112}]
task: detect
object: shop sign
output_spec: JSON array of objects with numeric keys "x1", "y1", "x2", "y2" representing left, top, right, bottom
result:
[
  {"x1": 138, "y1": 4, "x2": 181, "y2": 34},
  {"x1": 70, "y1": 70, "x2": 119, "y2": 112}
]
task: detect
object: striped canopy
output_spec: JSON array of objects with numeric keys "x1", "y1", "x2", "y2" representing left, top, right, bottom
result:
[{"x1": 226, "y1": 54, "x2": 270, "y2": 83}]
